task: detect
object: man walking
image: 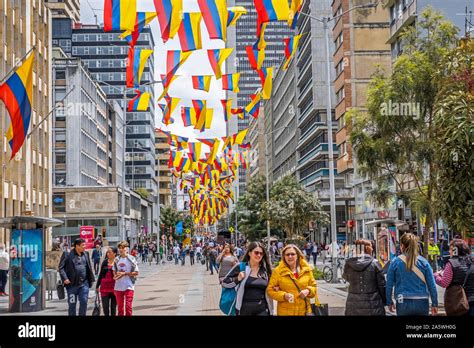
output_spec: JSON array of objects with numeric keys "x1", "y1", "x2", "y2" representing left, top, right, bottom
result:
[
  {"x1": 58, "y1": 238, "x2": 95, "y2": 316},
  {"x1": 311, "y1": 242, "x2": 318, "y2": 266},
  {"x1": 0, "y1": 243, "x2": 9, "y2": 296},
  {"x1": 92, "y1": 244, "x2": 102, "y2": 275},
  {"x1": 209, "y1": 246, "x2": 218, "y2": 275},
  {"x1": 113, "y1": 241, "x2": 139, "y2": 316},
  {"x1": 173, "y1": 244, "x2": 180, "y2": 265}
]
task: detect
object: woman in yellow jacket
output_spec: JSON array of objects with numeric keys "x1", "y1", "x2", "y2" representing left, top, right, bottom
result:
[{"x1": 267, "y1": 244, "x2": 318, "y2": 316}]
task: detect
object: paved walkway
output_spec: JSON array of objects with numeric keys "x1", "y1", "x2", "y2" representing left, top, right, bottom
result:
[{"x1": 0, "y1": 257, "x2": 446, "y2": 316}]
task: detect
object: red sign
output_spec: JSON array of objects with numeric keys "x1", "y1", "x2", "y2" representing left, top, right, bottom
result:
[
  {"x1": 80, "y1": 226, "x2": 95, "y2": 249},
  {"x1": 347, "y1": 220, "x2": 354, "y2": 228}
]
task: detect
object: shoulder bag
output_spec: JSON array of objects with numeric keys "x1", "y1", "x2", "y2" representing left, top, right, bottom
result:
[
  {"x1": 444, "y1": 262, "x2": 472, "y2": 316},
  {"x1": 289, "y1": 277, "x2": 328, "y2": 316},
  {"x1": 56, "y1": 279, "x2": 65, "y2": 300},
  {"x1": 399, "y1": 255, "x2": 426, "y2": 284},
  {"x1": 92, "y1": 294, "x2": 101, "y2": 316}
]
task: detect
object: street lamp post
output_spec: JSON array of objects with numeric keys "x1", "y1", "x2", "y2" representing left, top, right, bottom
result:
[{"x1": 299, "y1": 2, "x2": 377, "y2": 282}]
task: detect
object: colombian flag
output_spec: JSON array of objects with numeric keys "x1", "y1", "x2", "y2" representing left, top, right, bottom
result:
[
  {"x1": 245, "y1": 93, "x2": 261, "y2": 118},
  {"x1": 283, "y1": 34, "x2": 302, "y2": 70},
  {"x1": 227, "y1": 6, "x2": 247, "y2": 26},
  {"x1": 207, "y1": 48, "x2": 233, "y2": 79},
  {"x1": 127, "y1": 90, "x2": 151, "y2": 111},
  {"x1": 221, "y1": 73, "x2": 240, "y2": 93},
  {"x1": 195, "y1": 108, "x2": 213, "y2": 132},
  {"x1": 254, "y1": 22, "x2": 268, "y2": 50},
  {"x1": 231, "y1": 107, "x2": 245, "y2": 120},
  {"x1": 153, "y1": 0, "x2": 183, "y2": 43},
  {"x1": 158, "y1": 73, "x2": 178, "y2": 101},
  {"x1": 192, "y1": 75, "x2": 212, "y2": 92},
  {"x1": 192, "y1": 99, "x2": 207, "y2": 120},
  {"x1": 257, "y1": 67, "x2": 273, "y2": 99},
  {"x1": 178, "y1": 13, "x2": 203, "y2": 52},
  {"x1": 180, "y1": 106, "x2": 197, "y2": 127},
  {"x1": 104, "y1": 0, "x2": 137, "y2": 32},
  {"x1": 198, "y1": 0, "x2": 228, "y2": 40},
  {"x1": 126, "y1": 47, "x2": 153, "y2": 88},
  {"x1": 233, "y1": 128, "x2": 248, "y2": 145},
  {"x1": 0, "y1": 52, "x2": 34, "y2": 159},
  {"x1": 221, "y1": 99, "x2": 232, "y2": 122},
  {"x1": 246, "y1": 46, "x2": 265, "y2": 70},
  {"x1": 288, "y1": 0, "x2": 302, "y2": 29},
  {"x1": 166, "y1": 50, "x2": 192, "y2": 87},
  {"x1": 254, "y1": 0, "x2": 290, "y2": 23},
  {"x1": 119, "y1": 12, "x2": 156, "y2": 47},
  {"x1": 159, "y1": 96, "x2": 180, "y2": 125},
  {"x1": 188, "y1": 142, "x2": 202, "y2": 162}
]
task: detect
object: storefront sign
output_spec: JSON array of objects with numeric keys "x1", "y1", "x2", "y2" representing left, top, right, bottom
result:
[{"x1": 79, "y1": 226, "x2": 95, "y2": 249}]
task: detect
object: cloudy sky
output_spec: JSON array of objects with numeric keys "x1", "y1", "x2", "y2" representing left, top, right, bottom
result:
[{"x1": 81, "y1": 0, "x2": 228, "y2": 141}]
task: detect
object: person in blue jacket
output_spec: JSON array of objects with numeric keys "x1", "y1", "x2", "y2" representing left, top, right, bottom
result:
[{"x1": 386, "y1": 232, "x2": 438, "y2": 316}]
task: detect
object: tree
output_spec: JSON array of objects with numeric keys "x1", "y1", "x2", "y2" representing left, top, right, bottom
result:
[
  {"x1": 236, "y1": 175, "x2": 268, "y2": 241},
  {"x1": 433, "y1": 38, "x2": 474, "y2": 235},
  {"x1": 160, "y1": 205, "x2": 179, "y2": 234},
  {"x1": 263, "y1": 175, "x2": 329, "y2": 238},
  {"x1": 348, "y1": 8, "x2": 459, "y2": 255}
]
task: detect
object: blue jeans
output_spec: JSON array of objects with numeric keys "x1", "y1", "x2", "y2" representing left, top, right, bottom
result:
[
  {"x1": 174, "y1": 254, "x2": 179, "y2": 265},
  {"x1": 396, "y1": 298, "x2": 429, "y2": 316},
  {"x1": 66, "y1": 284, "x2": 90, "y2": 316},
  {"x1": 209, "y1": 259, "x2": 218, "y2": 274}
]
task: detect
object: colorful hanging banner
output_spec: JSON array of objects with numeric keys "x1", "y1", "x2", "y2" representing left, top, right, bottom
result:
[
  {"x1": 165, "y1": 50, "x2": 192, "y2": 86},
  {"x1": 255, "y1": 0, "x2": 290, "y2": 23},
  {"x1": 221, "y1": 73, "x2": 240, "y2": 93},
  {"x1": 246, "y1": 45, "x2": 265, "y2": 70},
  {"x1": 128, "y1": 90, "x2": 151, "y2": 111},
  {"x1": 227, "y1": 6, "x2": 247, "y2": 26},
  {"x1": 119, "y1": 12, "x2": 157, "y2": 47},
  {"x1": 257, "y1": 67, "x2": 273, "y2": 99},
  {"x1": 104, "y1": 0, "x2": 137, "y2": 32},
  {"x1": 126, "y1": 47, "x2": 153, "y2": 88},
  {"x1": 197, "y1": 0, "x2": 228, "y2": 41},
  {"x1": 177, "y1": 12, "x2": 203, "y2": 52},
  {"x1": 221, "y1": 99, "x2": 232, "y2": 122},
  {"x1": 159, "y1": 96, "x2": 180, "y2": 125},
  {"x1": 288, "y1": 0, "x2": 303, "y2": 29},
  {"x1": 192, "y1": 75, "x2": 212, "y2": 92},
  {"x1": 207, "y1": 48, "x2": 233, "y2": 79},
  {"x1": 283, "y1": 34, "x2": 302, "y2": 70},
  {"x1": 153, "y1": 0, "x2": 183, "y2": 43},
  {"x1": 245, "y1": 93, "x2": 261, "y2": 118}
]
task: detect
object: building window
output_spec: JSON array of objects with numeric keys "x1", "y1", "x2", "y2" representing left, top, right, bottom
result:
[
  {"x1": 55, "y1": 174, "x2": 66, "y2": 185},
  {"x1": 55, "y1": 153, "x2": 66, "y2": 164},
  {"x1": 335, "y1": 88, "x2": 345, "y2": 105},
  {"x1": 52, "y1": 193, "x2": 66, "y2": 212},
  {"x1": 55, "y1": 70, "x2": 65, "y2": 79},
  {"x1": 334, "y1": 32, "x2": 344, "y2": 50}
]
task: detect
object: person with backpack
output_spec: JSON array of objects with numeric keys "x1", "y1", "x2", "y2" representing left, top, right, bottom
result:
[
  {"x1": 209, "y1": 246, "x2": 219, "y2": 275},
  {"x1": 434, "y1": 238, "x2": 474, "y2": 316},
  {"x1": 96, "y1": 246, "x2": 118, "y2": 316},
  {"x1": 113, "y1": 241, "x2": 139, "y2": 316},
  {"x1": 234, "y1": 242, "x2": 273, "y2": 315},
  {"x1": 386, "y1": 233, "x2": 438, "y2": 316},
  {"x1": 58, "y1": 238, "x2": 95, "y2": 316}
]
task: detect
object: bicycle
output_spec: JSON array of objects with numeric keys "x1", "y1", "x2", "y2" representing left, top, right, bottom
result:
[{"x1": 322, "y1": 257, "x2": 346, "y2": 283}]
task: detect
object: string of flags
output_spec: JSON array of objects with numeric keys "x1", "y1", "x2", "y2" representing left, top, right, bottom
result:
[{"x1": 100, "y1": 0, "x2": 306, "y2": 227}]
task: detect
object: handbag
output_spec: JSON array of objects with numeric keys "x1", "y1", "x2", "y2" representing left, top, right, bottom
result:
[
  {"x1": 444, "y1": 262, "x2": 472, "y2": 316},
  {"x1": 56, "y1": 279, "x2": 65, "y2": 300},
  {"x1": 92, "y1": 294, "x2": 101, "y2": 316},
  {"x1": 289, "y1": 277, "x2": 328, "y2": 316},
  {"x1": 219, "y1": 287, "x2": 237, "y2": 316}
]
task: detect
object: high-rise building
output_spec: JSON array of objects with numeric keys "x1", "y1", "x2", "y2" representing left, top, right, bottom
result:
[
  {"x1": 45, "y1": 0, "x2": 80, "y2": 23},
  {"x1": 0, "y1": 0, "x2": 53, "y2": 245},
  {"x1": 269, "y1": 60, "x2": 298, "y2": 183},
  {"x1": 295, "y1": 0, "x2": 346, "y2": 243},
  {"x1": 247, "y1": 109, "x2": 266, "y2": 180},
  {"x1": 386, "y1": 0, "x2": 471, "y2": 59},
  {"x1": 52, "y1": 20, "x2": 157, "y2": 195},
  {"x1": 331, "y1": 0, "x2": 392, "y2": 242},
  {"x1": 234, "y1": 0, "x2": 293, "y2": 195},
  {"x1": 51, "y1": 47, "x2": 109, "y2": 187},
  {"x1": 155, "y1": 129, "x2": 172, "y2": 206}
]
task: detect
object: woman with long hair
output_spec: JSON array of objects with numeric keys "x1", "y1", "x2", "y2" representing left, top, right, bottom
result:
[
  {"x1": 434, "y1": 238, "x2": 474, "y2": 315},
  {"x1": 267, "y1": 244, "x2": 318, "y2": 316},
  {"x1": 223, "y1": 241, "x2": 274, "y2": 316},
  {"x1": 217, "y1": 243, "x2": 239, "y2": 282},
  {"x1": 386, "y1": 233, "x2": 438, "y2": 316},
  {"x1": 343, "y1": 239, "x2": 386, "y2": 315},
  {"x1": 96, "y1": 246, "x2": 118, "y2": 316}
]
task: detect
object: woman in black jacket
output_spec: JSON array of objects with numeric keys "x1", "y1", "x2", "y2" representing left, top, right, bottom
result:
[{"x1": 343, "y1": 239, "x2": 386, "y2": 316}]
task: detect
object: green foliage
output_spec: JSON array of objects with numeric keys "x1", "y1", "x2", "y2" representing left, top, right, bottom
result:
[
  {"x1": 433, "y1": 38, "x2": 474, "y2": 234},
  {"x1": 263, "y1": 175, "x2": 329, "y2": 238},
  {"x1": 236, "y1": 175, "x2": 268, "y2": 241},
  {"x1": 313, "y1": 267, "x2": 324, "y2": 280},
  {"x1": 160, "y1": 205, "x2": 179, "y2": 231},
  {"x1": 349, "y1": 8, "x2": 460, "y2": 254},
  {"x1": 135, "y1": 187, "x2": 151, "y2": 199}
]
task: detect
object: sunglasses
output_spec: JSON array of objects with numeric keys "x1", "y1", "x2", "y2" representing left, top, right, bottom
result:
[
  {"x1": 253, "y1": 250, "x2": 264, "y2": 256},
  {"x1": 285, "y1": 253, "x2": 296, "y2": 257}
]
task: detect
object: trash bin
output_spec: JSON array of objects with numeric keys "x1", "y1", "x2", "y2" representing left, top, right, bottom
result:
[{"x1": 45, "y1": 269, "x2": 58, "y2": 300}]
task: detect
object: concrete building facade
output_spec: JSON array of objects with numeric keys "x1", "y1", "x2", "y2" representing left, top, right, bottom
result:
[
  {"x1": 155, "y1": 129, "x2": 172, "y2": 206},
  {"x1": 0, "y1": 0, "x2": 53, "y2": 245}
]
